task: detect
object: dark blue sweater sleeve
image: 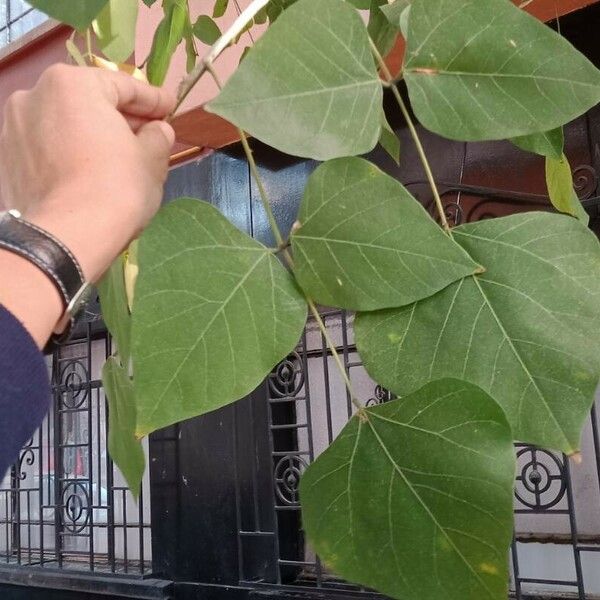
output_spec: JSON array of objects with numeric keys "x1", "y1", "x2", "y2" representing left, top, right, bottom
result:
[{"x1": 0, "y1": 305, "x2": 50, "y2": 479}]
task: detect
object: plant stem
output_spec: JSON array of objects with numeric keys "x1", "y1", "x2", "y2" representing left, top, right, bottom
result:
[
  {"x1": 173, "y1": 0, "x2": 270, "y2": 114},
  {"x1": 307, "y1": 299, "x2": 363, "y2": 412},
  {"x1": 206, "y1": 64, "x2": 285, "y2": 249},
  {"x1": 206, "y1": 65, "x2": 364, "y2": 413},
  {"x1": 369, "y1": 38, "x2": 452, "y2": 234}
]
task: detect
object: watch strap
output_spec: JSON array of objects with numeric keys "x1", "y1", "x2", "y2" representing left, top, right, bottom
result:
[{"x1": 0, "y1": 210, "x2": 87, "y2": 349}]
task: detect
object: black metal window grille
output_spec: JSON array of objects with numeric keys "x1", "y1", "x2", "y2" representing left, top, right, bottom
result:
[
  {"x1": 0, "y1": 325, "x2": 152, "y2": 574},
  {"x1": 0, "y1": 1, "x2": 46, "y2": 48}
]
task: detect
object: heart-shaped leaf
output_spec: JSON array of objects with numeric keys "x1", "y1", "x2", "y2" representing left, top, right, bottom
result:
[
  {"x1": 103, "y1": 357, "x2": 145, "y2": 497},
  {"x1": 355, "y1": 213, "x2": 600, "y2": 453},
  {"x1": 132, "y1": 198, "x2": 307, "y2": 437},
  {"x1": 511, "y1": 128, "x2": 563, "y2": 160},
  {"x1": 291, "y1": 157, "x2": 479, "y2": 311},
  {"x1": 27, "y1": 0, "x2": 108, "y2": 30},
  {"x1": 301, "y1": 379, "x2": 515, "y2": 600},
  {"x1": 207, "y1": 0, "x2": 383, "y2": 160},
  {"x1": 404, "y1": 0, "x2": 600, "y2": 141}
]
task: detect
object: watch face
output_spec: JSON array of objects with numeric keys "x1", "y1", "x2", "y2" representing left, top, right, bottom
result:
[{"x1": 67, "y1": 282, "x2": 94, "y2": 318}]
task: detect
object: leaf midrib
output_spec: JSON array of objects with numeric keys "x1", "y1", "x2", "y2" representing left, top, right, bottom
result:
[
  {"x1": 295, "y1": 234, "x2": 477, "y2": 266},
  {"x1": 405, "y1": 68, "x2": 600, "y2": 89},
  {"x1": 136, "y1": 251, "x2": 269, "y2": 433},
  {"x1": 211, "y1": 79, "x2": 379, "y2": 109},
  {"x1": 363, "y1": 416, "x2": 497, "y2": 599},
  {"x1": 470, "y1": 275, "x2": 573, "y2": 452}
]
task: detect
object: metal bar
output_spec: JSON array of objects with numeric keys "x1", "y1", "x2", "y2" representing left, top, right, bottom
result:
[
  {"x1": 563, "y1": 455, "x2": 586, "y2": 600},
  {"x1": 232, "y1": 402, "x2": 245, "y2": 582},
  {"x1": 340, "y1": 311, "x2": 353, "y2": 420}
]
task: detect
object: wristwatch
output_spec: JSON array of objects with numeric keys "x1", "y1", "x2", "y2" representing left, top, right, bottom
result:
[{"x1": 0, "y1": 209, "x2": 93, "y2": 350}]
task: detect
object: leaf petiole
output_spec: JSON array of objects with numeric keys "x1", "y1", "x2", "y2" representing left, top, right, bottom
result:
[{"x1": 369, "y1": 37, "x2": 452, "y2": 234}]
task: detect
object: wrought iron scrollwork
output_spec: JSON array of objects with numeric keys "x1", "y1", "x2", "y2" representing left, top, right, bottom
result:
[
  {"x1": 269, "y1": 352, "x2": 305, "y2": 398},
  {"x1": 365, "y1": 385, "x2": 394, "y2": 407},
  {"x1": 274, "y1": 454, "x2": 308, "y2": 505},
  {"x1": 514, "y1": 447, "x2": 566, "y2": 510},
  {"x1": 16, "y1": 437, "x2": 35, "y2": 481},
  {"x1": 59, "y1": 359, "x2": 90, "y2": 409},
  {"x1": 62, "y1": 480, "x2": 91, "y2": 533},
  {"x1": 573, "y1": 164, "x2": 598, "y2": 200}
]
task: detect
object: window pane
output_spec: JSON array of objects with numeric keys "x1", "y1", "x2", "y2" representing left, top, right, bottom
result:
[{"x1": 0, "y1": 0, "x2": 47, "y2": 48}]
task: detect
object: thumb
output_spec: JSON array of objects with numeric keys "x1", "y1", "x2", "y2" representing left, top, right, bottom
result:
[{"x1": 136, "y1": 120, "x2": 176, "y2": 159}]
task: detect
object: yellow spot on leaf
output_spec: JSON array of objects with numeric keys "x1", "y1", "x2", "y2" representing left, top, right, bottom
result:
[
  {"x1": 388, "y1": 333, "x2": 402, "y2": 344},
  {"x1": 479, "y1": 563, "x2": 499, "y2": 576}
]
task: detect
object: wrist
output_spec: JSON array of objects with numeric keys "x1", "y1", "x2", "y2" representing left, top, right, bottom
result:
[{"x1": 23, "y1": 185, "x2": 139, "y2": 283}]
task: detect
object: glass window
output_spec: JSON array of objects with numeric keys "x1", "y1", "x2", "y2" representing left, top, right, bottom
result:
[{"x1": 0, "y1": 1, "x2": 47, "y2": 50}]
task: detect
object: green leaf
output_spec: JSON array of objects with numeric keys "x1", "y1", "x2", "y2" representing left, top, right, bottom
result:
[
  {"x1": 207, "y1": 0, "x2": 383, "y2": 161},
  {"x1": 266, "y1": 0, "x2": 296, "y2": 22},
  {"x1": 27, "y1": 0, "x2": 108, "y2": 30},
  {"x1": 98, "y1": 256, "x2": 131, "y2": 363},
  {"x1": 546, "y1": 153, "x2": 589, "y2": 223},
  {"x1": 102, "y1": 357, "x2": 145, "y2": 497},
  {"x1": 132, "y1": 199, "x2": 307, "y2": 436},
  {"x1": 301, "y1": 379, "x2": 515, "y2": 600},
  {"x1": 511, "y1": 128, "x2": 563, "y2": 160},
  {"x1": 379, "y1": 111, "x2": 400, "y2": 164},
  {"x1": 213, "y1": 0, "x2": 229, "y2": 18},
  {"x1": 146, "y1": 0, "x2": 187, "y2": 86},
  {"x1": 93, "y1": 0, "x2": 138, "y2": 63},
  {"x1": 291, "y1": 157, "x2": 479, "y2": 310},
  {"x1": 193, "y1": 15, "x2": 221, "y2": 45},
  {"x1": 398, "y1": 4, "x2": 410, "y2": 38},
  {"x1": 355, "y1": 212, "x2": 600, "y2": 454},
  {"x1": 380, "y1": 0, "x2": 410, "y2": 30},
  {"x1": 183, "y1": 14, "x2": 197, "y2": 74},
  {"x1": 368, "y1": 0, "x2": 398, "y2": 57},
  {"x1": 404, "y1": 0, "x2": 600, "y2": 141},
  {"x1": 254, "y1": 7, "x2": 268, "y2": 24}
]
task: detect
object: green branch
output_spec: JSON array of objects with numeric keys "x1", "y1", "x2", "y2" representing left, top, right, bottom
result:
[
  {"x1": 206, "y1": 64, "x2": 364, "y2": 413},
  {"x1": 369, "y1": 38, "x2": 452, "y2": 234}
]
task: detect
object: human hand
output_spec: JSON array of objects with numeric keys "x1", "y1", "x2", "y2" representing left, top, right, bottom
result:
[{"x1": 0, "y1": 63, "x2": 176, "y2": 283}]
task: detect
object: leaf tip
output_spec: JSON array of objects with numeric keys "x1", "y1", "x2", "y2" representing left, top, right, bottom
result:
[{"x1": 569, "y1": 451, "x2": 583, "y2": 465}]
